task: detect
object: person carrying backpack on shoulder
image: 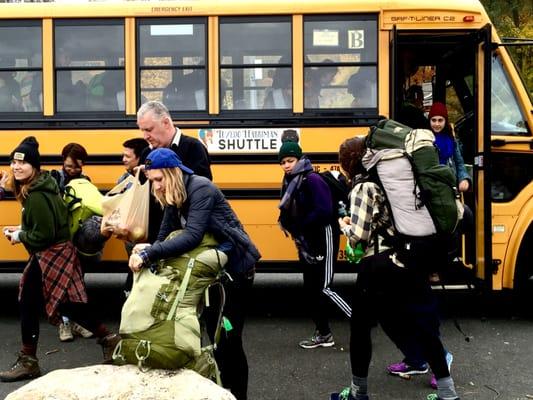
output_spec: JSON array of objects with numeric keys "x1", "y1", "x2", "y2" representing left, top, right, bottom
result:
[
  {"x1": 51, "y1": 143, "x2": 90, "y2": 195},
  {"x1": 278, "y1": 141, "x2": 351, "y2": 349},
  {"x1": 332, "y1": 137, "x2": 460, "y2": 400},
  {"x1": 50, "y1": 143, "x2": 95, "y2": 342}
]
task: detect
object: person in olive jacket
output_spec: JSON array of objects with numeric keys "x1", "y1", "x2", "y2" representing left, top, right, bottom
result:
[{"x1": 0, "y1": 137, "x2": 119, "y2": 383}]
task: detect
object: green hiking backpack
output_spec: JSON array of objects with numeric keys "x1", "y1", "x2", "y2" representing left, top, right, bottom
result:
[
  {"x1": 63, "y1": 178, "x2": 104, "y2": 238},
  {"x1": 113, "y1": 230, "x2": 228, "y2": 382},
  {"x1": 365, "y1": 119, "x2": 462, "y2": 236}
]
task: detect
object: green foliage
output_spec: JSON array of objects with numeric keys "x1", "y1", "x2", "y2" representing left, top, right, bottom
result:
[{"x1": 481, "y1": 0, "x2": 533, "y2": 95}]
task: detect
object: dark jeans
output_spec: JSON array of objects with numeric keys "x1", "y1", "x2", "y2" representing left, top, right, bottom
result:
[
  {"x1": 20, "y1": 258, "x2": 102, "y2": 348},
  {"x1": 349, "y1": 250, "x2": 450, "y2": 380},
  {"x1": 204, "y1": 271, "x2": 254, "y2": 400}
]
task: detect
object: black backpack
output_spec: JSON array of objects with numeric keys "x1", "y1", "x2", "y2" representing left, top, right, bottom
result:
[{"x1": 318, "y1": 170, "x2": 350, "y2": 218}]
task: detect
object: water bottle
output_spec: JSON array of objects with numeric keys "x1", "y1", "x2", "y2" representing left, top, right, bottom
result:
[{"x1": 338, "y1": 201, "x2": 348, "y2": 218}]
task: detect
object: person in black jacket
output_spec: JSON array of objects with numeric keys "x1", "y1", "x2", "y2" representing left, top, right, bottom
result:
[
  {"x1": 129, "y1": 148, "x2": 260, "y2": 400},
  {"x1": 136, "y1": 100, "x2": 212, "y2": 244},
  {"x1": 137, "y1": 100, "x2": 212, "y2": 180}
]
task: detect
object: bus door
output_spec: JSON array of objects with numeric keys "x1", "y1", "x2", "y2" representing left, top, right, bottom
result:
[
  {"x1": 472, "y1": 25, "x2": 493, "y2": 289},
  {"x1": 391, "y1": 26, "x2": 494, "y2": 287}
]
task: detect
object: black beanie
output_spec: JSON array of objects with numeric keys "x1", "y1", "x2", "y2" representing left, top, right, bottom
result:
[{"x1": 11, "y1": 136, "x2": 40, "y2": 170}]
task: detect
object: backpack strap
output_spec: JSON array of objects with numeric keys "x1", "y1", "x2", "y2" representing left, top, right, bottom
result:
[{"x1": 167, "y1": 257, "x2": 195, "y2": 320}]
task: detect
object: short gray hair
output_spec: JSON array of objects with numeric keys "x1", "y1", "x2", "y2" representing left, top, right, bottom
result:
[{"x1": 137, "y1": 100, "x2": 170, "y2": 120}]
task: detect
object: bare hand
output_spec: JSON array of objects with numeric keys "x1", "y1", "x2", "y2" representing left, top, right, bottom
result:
[
  {"x1": 338, "y1": 216, "x2": 351, "y2": 230},
  {"x1": 128, "y1": 253, "x2": 144, "y2": 272},
  {"x1": 0, "y1": 171, "x2": 8, "y2": 188},
  {"x1": 458, "y1": 179, "x2": 470, "y2": 192},
  {"x1": 132, "y1": 243, "x2": 151, "y2": 254}
]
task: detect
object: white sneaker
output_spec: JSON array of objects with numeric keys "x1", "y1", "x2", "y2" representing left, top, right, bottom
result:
[
  {"x1": 71, "y1": 321, "x2": 94, "y2": 338},
  {"x1": 58, "y1": 322, "x2": 74, "y2": 342}
]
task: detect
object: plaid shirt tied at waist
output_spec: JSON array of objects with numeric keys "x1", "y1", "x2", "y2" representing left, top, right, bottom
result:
[{"x1": 19, "y1": 241, "x2": 87, "y2": 324}]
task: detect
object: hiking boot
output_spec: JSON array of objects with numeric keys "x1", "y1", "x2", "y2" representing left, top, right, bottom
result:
[
  {"x1": 58, "y1": 321, "x2": 74, "y2": 342},
  {"x1": 97, "y1": 333, "x2": 121, "y2": 363},
  {"x1": 0, "y1": 353, "x2": 41, "y2": 382},
  {"x1": 330, "y1": 387, "x2": 369, "y2": 400},
  {"x1": 387, "y1": 361, "x2": 429, "y2": 376},
  {"x1": 71, "y1": 321, "x2": 94, "y2": 338},
  {"x1": 430, "y1": 352, "x2": 454, "y2": 389},
  {"x1": 299, "y1": 331, "x2": 334, "y2": 349}
]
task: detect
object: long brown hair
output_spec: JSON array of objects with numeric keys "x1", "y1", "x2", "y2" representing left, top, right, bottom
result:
[
  {"x1": 12, "y1": 168, "x2": 39, "y2": 202},
  {"x1": 151, "y1": 167, "x2": 188, "y2": 208},
  {"x1": 339, "y1": 136, "x2": 367, "y2": 181}
]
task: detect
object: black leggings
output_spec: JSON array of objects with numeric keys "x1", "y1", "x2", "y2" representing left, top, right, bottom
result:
[
  {"x1": 204, "y1": 272, "x2": 254, "y2": 400},
  {"x1": 19, "y1": 258, "x2": 101, "y2": 347},
  {"x1": 349, "y1": 251, "x2": 450, "y2": 380}
]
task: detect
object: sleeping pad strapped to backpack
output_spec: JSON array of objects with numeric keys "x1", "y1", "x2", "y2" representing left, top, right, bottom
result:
[
  {"x1": 363, "y1": 119, "x2": 463, "y2": 272},
  {"x1": 113, "y1": 230, "x2": 228, "y2": 380}
]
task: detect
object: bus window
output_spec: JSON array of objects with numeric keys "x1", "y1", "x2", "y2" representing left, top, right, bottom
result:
[
  {"x1": 55, "y1": 20, "x2": 125, "y2": 113},
  {"x1": 220, "y1": 17, "x2": 291, "y2": 111},
  {"x1": 138, "y1": 19, "x2": 207, "y2": 111},
  {"x1": 0, "y1": 21, "x2": 42, "y2": 114},
  {"x1": 303, "y1": 15, "x2": 377, "y2": 110},
  {"x1": 491, "y1": 55, "x2": 529, "y2": 136}
]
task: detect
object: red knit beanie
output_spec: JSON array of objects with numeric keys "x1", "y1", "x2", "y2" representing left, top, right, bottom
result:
[{"x1": 428, "y1": 102, "x2": 448, "y2": 120}]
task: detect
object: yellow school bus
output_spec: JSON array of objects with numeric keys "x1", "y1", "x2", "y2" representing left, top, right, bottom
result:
[{"x1": 0, "y1": 0, "x2": 531, "y2": 293}]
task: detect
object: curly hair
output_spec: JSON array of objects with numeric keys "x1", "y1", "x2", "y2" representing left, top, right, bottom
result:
[{"x1": 339, "y1": 136, "x2": 367, "y2": 181}]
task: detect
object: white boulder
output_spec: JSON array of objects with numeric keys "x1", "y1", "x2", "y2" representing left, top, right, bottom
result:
[{"x1": 5, "y1": 364, "x2": 236, "y2": 400}]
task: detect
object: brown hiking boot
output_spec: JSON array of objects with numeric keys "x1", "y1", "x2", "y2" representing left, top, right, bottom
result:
[
  {"x1": 97, "y1": 333, "x2": 121, "y2": 364},
  {"x1": 0, "y1": 353, "x2": 41, "y2": 382}
]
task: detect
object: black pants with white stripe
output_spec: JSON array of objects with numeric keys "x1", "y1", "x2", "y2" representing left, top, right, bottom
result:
[{"x1": 301, "y1": 224, "x2": 351, "y2": 336}]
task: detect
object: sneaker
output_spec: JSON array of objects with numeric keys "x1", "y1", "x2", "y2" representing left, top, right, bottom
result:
[
  {"x1": 0, "y1": 353, "x2": 41, "y2": 382},
  {"x1": 299, "y1": 331, "x2": 334, "y2": 349},
  {"x1": 387, "y1": 361, "x2": 429, "y2": 376},
  {"x1": 430, "y1": 352, "x2": 453, "y2": 389},
  {"x1": 97, "y1": 333, "x2": 121, "y2": 363},
  {"x1": 58, "y1": 321, "x2": 74, "y2": 342},
  {"x1": 71, "y1": 321, "x2": 94, "y2": 338},
  {"x1": 427, "y1": 395, "x2": 460, "y2": 400},
  {"x1": 330, "y1": 387, "x2": 369, "y2": 400}
]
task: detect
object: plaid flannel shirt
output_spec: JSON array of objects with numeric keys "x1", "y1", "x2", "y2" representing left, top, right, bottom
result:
[
  {"x1": 342, "y1": 181, "x2": 396, "y2": 258},
  {"x1": 19, "y1": 241, "x2": 87, "y2": 325}
]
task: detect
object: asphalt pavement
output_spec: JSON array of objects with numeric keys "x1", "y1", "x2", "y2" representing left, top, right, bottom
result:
[{"x1": 0, "y1": 273, "x2": 532, "y2": 400}]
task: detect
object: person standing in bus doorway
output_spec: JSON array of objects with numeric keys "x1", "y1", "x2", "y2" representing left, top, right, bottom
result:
[
  {"x1": 397, "y1": 84, "x2": 429, "y2": 129},
  {"x1": 0, "y1": 137, "x2": 120, "y2": 383},
  {"x1": 333, "y1": 137, "x2": 460, "y2": 400},
  {"x1": 278, "y1": 141, "x2": 352, "y2": 349},
  {"x1": 429, "y1": 102, "x2": 471, "y2": 193},
  {"x1": 128, "y1": 148, "x2": 260, "y2": 400}
]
